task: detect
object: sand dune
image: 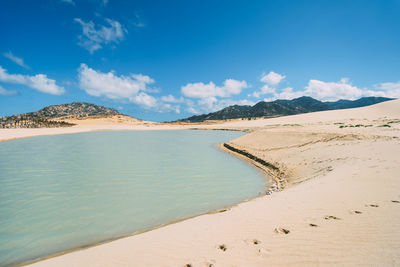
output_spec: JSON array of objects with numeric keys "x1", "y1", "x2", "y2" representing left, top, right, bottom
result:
[{"x1": 2, "y1": 99, "x2": 399, "y2": 266}]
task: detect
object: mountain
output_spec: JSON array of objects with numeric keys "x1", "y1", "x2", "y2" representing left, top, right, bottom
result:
[
  {"x1": 0, "y1": 102, "x2": 126, "y2": 129},
  {"x1": 178, "y1": 96, "x2": 393, "y2": 123},
  {"x1": 25, "y1": 102, "x2": 122, "y2": 119},
  {"x1": 325, "y1": 97, "x2": 392, "y2": 109}
]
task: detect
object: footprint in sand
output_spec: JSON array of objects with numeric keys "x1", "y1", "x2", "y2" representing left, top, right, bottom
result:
[
  {"x1": 324, "y1": 215, "x2": 341, "y2": 220},
  {"x1": 245, "y1": 238, "x2": 261, "y2": 245},
  {"x1": 349, "y1": 210, "x2": 362, "y2": 214},
  {"x1": 274, "y1": 227, "x2": 290, "y2": 234},
  {"x1": 309, "y1": 223, "x2": 318, "y2": 227},
  {"x1": 218, "y1": 244, "x2": 227, "y2": 251},
  {"x1": 258, "y1": 247, "x2": 272, "y2": 257},
  {"x1": 391, "y1": 200, "x2": 400, "y2": 203},
  {"x1": 368, "y1": 204, "x2": 379, "y2": 208}
]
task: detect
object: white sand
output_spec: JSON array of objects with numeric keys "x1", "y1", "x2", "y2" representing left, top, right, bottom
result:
[
  {"x1": 2, "y1": 100, "x2": 399, "y2": 266},
  {"x1": 0, "y1": 118, "x2": 185, "y2": 143}
]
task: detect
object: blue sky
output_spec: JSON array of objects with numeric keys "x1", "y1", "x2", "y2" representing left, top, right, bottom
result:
[{"x1": 0, "y1": 0, "x2": 399, "y2": 121}]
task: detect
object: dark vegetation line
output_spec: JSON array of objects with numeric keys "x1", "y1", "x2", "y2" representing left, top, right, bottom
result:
[
  {"x1": 0, "y1": 116, "x2": 75, "y2": 128},
  {"x1": 223, "y1": 143, "x2": 278, "y2": 171}
]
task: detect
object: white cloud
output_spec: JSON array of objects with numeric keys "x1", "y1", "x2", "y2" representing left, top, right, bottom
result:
[
  {"x1": 161, "y1": 103, "x2": 180, "y2": 114},
  {"x1": 263, "y1": 78, "x2": 400, "y2": 102},
  {"x1": 74, "y1": 18, "x2": 127, "y2": 53},
  {"x1": 135, "y1": 94, "x2": 181, "y2": 113},
  {"x1": 60, "y1": 0, "x2": 75, "y2": 6},
  {"x1": 252, "y1": 71, "x2": 285, "y2": 98},
  {"x1": 261, "y1": 78, "x2": 367, "y2": 102},
  {"x1": 181, "y1": 78, "x2": 250, "y2": 114},
  {"x1": 185, "y1": 97, "x2": 256, "y2": 114},
  {"x1": 132, "y1": 92, "x2": 157, "y2": 109},
  {"x1": 302, "y1": 78, "x2": 363, "y2": 101},
  {"x1": 159, "y1": 95, "x2": 188, "y2": 114},
  {"x1": 181, "y1": 79, "x2": 248, "y2": 99},
  {"x1": 77, "y1": 64, "x2": 181, "y2": 113},
  {"x1": 373, "y1": 81, "x2": 400, "y2": 98},
  {"x1": 0, "y1": 66, "x2": 65, "y2": 95},
  {"x1": 218, "y1": 98, "x2": 255, "y2": 108},
  {"x1": 186, "y1": 106, "x2": 200, "y2": 114},
  {"x1": 260, "y1": 71, "x2": 285, "y2": 86},
  {"x1": 161, "y1": 94, "x2": 185, "y2": 103},
  {"x1": 0, "y1": 85, "x2": 17, "y2": 96},
  {"x1": 78, "y1": 63, "x2": 154, "y2": 100},
  {"x1": 271, "y1": 87, "x2": 303, "y2": 100},
  {"x1": 377, "y1": 81, "x2": 400, "y2": 91},
  {"x1": 254, "y1": 72, "x2": 376, "y2": 102},
  {"x1": 3, "y1": 51, "x2": 30, "y2": 69},
  {"x1": 198, "y1": 97, "x2": 218, "y2": 111},
  {"x1": 253, "y1": 84, "x2": 275, "y2": 98}
]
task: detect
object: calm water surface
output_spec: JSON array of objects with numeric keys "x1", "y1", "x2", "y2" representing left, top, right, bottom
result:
[{"x1": 0, "y1": 130, "x2": 266, "y2": 266}]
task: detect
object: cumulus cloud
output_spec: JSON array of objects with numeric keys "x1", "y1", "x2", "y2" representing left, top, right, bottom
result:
[
  {"x1": 160, "y1": 103, "x2": 180, "y2": 114},
  {"x1": 143, "y1": 95, "x2": 181, "y2": 114},
  {"x1": 373, "y1": 81, "x2": 400, "y2": 98},
  {"x1": 78, "y1": 63, "x2": 154, "y2": 100},
  {"x1": 261, "y1": 78, "x2": 367, "y2": 102},
  {"x1": 161, "y1": 94, "x2": 185, "y2": 103},
  {"x1": 263, "y1": 78, "x2": 400, "y2": 102},
  {"x1": 74, "y1": 18, "x2": 127, "y2": 53},
  {"x1": 303, "y1": 78, "x2": 363, "y2": 101},
  {"x1": 0, "y1": 85, "x2": 17, "y2": 96},
  {"x1": 181, "y1": 79, "x2": 248, "y2": 99},
  {"x1": 252, "y1": 71, "x2": 285, "y2": 98},
  {"x1": 253, "y1": 71, "x2": 387, "y2": 102},
  {"x1": 181, "y1": 79, "x2": 249, "y2": 114},
  {"x1": 78, "y1": 64, "x2": 181, "y2": 113},
  {"x1": 132, "y1": 92, "x2": 157, "y2": 109},
  {"x1": 186, "y1": 97, "x2": 256, "y2": 114},
  {"x1": 300, "y1": 78, "x2": 400, "y2": 101},
  {"x1": 269, "y1": 87, "x2": 303, "y2": 100},
  {"x1": 253, "y1": 84, "x2": 275, "y2": 98},
  {"x1": 3, "y1": 51, "x2": 30, "y2": 69},
  {"x1": 260, "y1": 71, "x2": 285, "y2": 86},
  {"x1": 0, "y1": 66, "x2": 65, "y2": 95}
]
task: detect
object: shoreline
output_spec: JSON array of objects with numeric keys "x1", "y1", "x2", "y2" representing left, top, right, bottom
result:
[
  {"x1": 0, "y1": 125, "x2": 189, "y2": 143},
  {"x1": 1, "y1": 99, "x2": 399, "y2": 266},
  {"x1": 219, "y1": 143, "x2": 287, "y2": 194},
  {"x1": 15, "y1": 132, "x2": 271, "y2": 267}
]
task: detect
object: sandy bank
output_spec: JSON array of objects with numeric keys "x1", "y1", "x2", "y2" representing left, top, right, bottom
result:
[
  {"x1": 2, "y1": 99, "x2": 399, "y2": 266},
  {"x1": 0, "y1": 124, "x2": 185, "y2": 143}
]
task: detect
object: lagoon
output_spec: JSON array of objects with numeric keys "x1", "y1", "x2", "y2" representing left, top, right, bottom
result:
[{"x1": 0, "y1": 130, "x2": 266, "y2": 266}]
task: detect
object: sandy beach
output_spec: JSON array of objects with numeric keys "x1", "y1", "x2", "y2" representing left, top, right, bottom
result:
[{"x1": 2, "y1": 100, "x2": 399, "y2": 266}]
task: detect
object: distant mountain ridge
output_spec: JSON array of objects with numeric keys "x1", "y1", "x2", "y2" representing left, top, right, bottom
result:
[
  {"x1": 177, "y1": 96, "x2": 393, "y2": 122},
  {"x1": 0, "y1": 102, "x2": 127, "y2": 128},
  {"x1": 25, "y1": 102, "x2": 122, "y2": 119}
]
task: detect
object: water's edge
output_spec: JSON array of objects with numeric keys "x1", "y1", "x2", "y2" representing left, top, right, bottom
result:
[{"x1": 1, "y1": 129, "x2": 271, "y2": 267}]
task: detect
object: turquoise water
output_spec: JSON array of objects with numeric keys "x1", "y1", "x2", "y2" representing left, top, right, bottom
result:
[{"x1": 0, "y1": 130, "x2": 266, "y2": 266}]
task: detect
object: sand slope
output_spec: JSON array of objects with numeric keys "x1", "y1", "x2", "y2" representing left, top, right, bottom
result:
[{"x1": 5, "y1": 99, "x2": 399, "y2": 266}]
